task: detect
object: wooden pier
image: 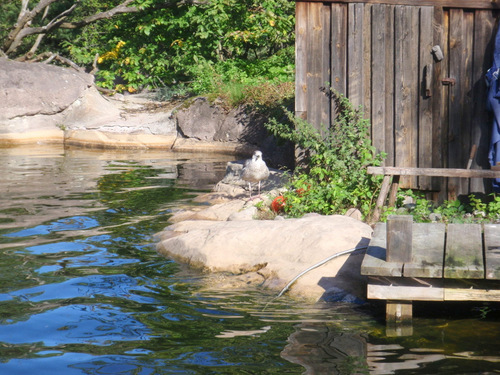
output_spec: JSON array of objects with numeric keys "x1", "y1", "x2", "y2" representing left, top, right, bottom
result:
[{"x1": 361, "y1": 216, "x2": 500, "y2": 335}]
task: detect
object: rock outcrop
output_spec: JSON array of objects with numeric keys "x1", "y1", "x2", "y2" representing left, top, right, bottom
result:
[
  {"x1": 0, "y1": 58, "x2": 177, "y2": 148},
  {"x1": 157, "y1": 161, "x2": 372, "y2": 302},
  {"x1": 156, "y1": 210, "x2": 372, "y2": 302},
  {"x1": 0, "y1": 59, "x2": 294, "y2": 167}
]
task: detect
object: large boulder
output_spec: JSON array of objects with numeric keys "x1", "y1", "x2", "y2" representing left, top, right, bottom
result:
[
  {"x1": 0, "y1": 58, "x2": 94, "y2": 119},
  {"x1": 156, "y1": 212, "x2": 373, "y2": 302},
  {"x1": 0, "y1": 58, "x2": 91, "y2": 143},
  {"x1": 0, "y1": 58, "x2": 177, "y2": 148}
]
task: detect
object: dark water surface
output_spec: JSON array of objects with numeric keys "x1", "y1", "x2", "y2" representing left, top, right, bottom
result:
[{"x1": 1, "y1": 146, "x2": 500, "y2": 375}]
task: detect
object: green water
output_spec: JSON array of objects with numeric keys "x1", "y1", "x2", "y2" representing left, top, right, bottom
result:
[{"x1": 0, "y1": 146, "x2": 500, "y2": 375}]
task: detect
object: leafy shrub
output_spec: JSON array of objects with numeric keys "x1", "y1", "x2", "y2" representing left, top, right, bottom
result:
[
  {"x1": 265, "y1": 89, "x2": 386, "y2": 219},
  {"x1": 63, "y1": 0, "x2": 295, "y2": 93},
  {"x1": 383, "y1": 190, "x2": 500, "y2": 223}
]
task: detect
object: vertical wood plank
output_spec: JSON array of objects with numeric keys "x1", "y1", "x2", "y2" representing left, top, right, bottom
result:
[
  {"x1": 331, "y1": 3, "x2": 347, "y2": 96},
  {"x1": 295, "y1": 1, "x2": 308, "y2": 119},
  {"x1": 444, "y1": 223, "x2": 484, "y2": 279},
  {"x1": 321, "y1": 4, "x2": 332, "y2": 133},
  {"x1": 441, "y1": 9, "x2": 451, "y2": 200},
  {"x1": 362, "y1": 3, "x2": 372, "y2": 120},
  {"x1": 404, "y1": 223, "x2": 445, "y2": 278},
  {"x1": 386, "y1": 215, "x2": 413, "y2": 263},
  {"x1": 470, "y1": 10, "x2": 496, "y2": 192},
  {"x1": 418, "y1": 6, "x2": 435, "y2": 190},
  {"x1": 447, "y1": 9, "x2": 462, "y2": 197},
  {"x1": 385, "y1": 5, "x2": 395, "y2": 167},
  {"x1": 483, "y1": 224, "x2": 500, "y2": 279},
  {"x1": 432, "y1": 6, "x2": 447, "y2": 196},
  {"x1": 371, "y1": 4, "x2": 390, "y2": 161},
  {"x1": 394, "y1": 5, "x2": 419, "y2": 187},
  {"x1": 360, "y1": 223, "x2": 404, "y2": 277},
  {"x1": 306, "y1": 2, "x2": 325, "y2": 131},
  {"x1": 348, "y1": 3, "x2": 365, "y2": 108},
  {"x1": 462, "y1": 11, "x2": 475, "y2": 190},
  {"x1": 448, "y1": 10, "x2": 474, "y2": 196}
]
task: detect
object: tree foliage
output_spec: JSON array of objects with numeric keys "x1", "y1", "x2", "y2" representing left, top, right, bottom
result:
[
  {"x1": 0, "y1": 0, "x2": 295, "y2": 94},
  {"x1": 1, "y1": 0, "x2": 139, "y2": 59}
]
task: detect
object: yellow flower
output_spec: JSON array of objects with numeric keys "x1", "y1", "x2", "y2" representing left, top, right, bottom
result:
[
  {"x1": 269, "y1": 19, "x2": 275, "y2": 27},
  {"x1": 170, "y1": 39, "x2": 183, "y2": 47}
]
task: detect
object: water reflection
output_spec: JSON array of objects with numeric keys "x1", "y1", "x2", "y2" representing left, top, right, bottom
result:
[{"x1": 1, "y1": 146, "x2": 500, "y2": 374}]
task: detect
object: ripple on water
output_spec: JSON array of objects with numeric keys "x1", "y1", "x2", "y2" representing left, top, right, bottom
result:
[{"x1": 1, "y1": 148, "x2": 500, "y2": 374}]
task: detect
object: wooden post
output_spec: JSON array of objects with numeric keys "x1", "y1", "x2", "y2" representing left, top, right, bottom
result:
[
  {"x1": 388, "y1": 175, "x2": 400, "y2": 207},
  {"x1": 371, "y1": 174, "x2": 392, "y2": 223},
  {"x1": 386, "y1": 301, "x2": 413, "y2": 336},
  {"x1": 386, "y1": 215, "x2": 412, "y2": 262}
]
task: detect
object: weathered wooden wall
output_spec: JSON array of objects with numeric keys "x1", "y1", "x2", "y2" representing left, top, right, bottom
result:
[{"x1": 295, "y1": 1, "x2": 499, "y2": 198}]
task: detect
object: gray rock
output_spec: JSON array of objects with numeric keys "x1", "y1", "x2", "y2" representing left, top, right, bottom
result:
[
  {"x1": 227, "y1": 206, "x2": 258, "y2": 221},
  {"x1": 156, "y1": 214, "x2": 373, "y2": 301},
  {"x1": 0, "y1": 59, "x2": 292, "y2": 161},
  {"x1": 176, "y1": 97, "x2": 294, "y2": 168},
  {"x1": 0, "y1": 58, "x2": 93, "y2": 121}
]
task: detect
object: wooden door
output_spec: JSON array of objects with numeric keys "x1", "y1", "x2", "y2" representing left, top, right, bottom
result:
[{"x1": 295, "y1": 2, "x2": 499, "y2": 197}]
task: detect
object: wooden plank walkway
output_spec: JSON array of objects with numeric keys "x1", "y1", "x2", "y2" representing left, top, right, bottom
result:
[{"x1": 361, "y1": 216, "x2": 500, "y2": 333}]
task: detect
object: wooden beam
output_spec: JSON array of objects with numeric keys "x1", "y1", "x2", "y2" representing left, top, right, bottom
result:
[
  {"x1": 386, "y1": 301, "x2": 412, "y2": 324},
  {"x1": 444, "y1": 224, "x2": 484, "y2": 279},
  {"x1": 484, "y1": 224, "x2": 500, "y2": 280},
  {"x1": 372, "y1": 174, "x2": 391, "y2": 223},
  {"x1": 295, "y1": 0, "x2": 500, "y2": 11},
  {"x1": 368, "y1": 283, "x2": 500, "y2": 301},
  {"x1": 404, "y1": 223, "x2": 445, "y2": 278},
  {"x1": 367, "y1": 166, "x2": 500, "y2": 179},
  {"x1": 360, "y1": 223, "x2": 404, "y2": 276},
  {"x1": 368, "y1": 284, "x2": 444, "y2": 300},
  {"x1": 386, "y1": 215, "x2": 412, "y2": 263}
]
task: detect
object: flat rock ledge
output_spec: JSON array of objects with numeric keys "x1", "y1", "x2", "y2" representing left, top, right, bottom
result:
[
  {"x1": 156, "y1": 170, "x2": 373, "y2": 302},
  {"x1": 1, "y1": 59, "x2": 294, "y2": 167}
]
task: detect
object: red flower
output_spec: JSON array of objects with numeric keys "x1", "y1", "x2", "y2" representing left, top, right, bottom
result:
[
  {"x1": 271, "y1": 196, "x2": 287, "y2": 213},
  {"x1": 296, "y1": 184, "x2": 311, "y2": 197}
]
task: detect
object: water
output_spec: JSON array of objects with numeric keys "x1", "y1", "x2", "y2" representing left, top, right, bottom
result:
[{"x1": 1, "y1": 145, "x2": 500, "y2": 374}]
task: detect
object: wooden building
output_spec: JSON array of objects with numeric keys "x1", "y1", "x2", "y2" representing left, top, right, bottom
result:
[{"x1": 295, "y1": 0, "x2": 500, "y2": 198}]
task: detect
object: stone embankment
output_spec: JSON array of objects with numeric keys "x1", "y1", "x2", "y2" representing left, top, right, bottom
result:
[{"x1": 0, "y1": 58, "x2": 292, "y2": 167}]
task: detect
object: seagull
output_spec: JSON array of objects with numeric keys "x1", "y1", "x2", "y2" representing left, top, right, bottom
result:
[{"x1": 241, "y1": 150, "x2": 269, "y2": 198}]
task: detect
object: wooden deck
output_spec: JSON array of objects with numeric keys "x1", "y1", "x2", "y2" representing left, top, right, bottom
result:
[{"x1": 361, "y1": 216, "x2": 500, "y2": 334}]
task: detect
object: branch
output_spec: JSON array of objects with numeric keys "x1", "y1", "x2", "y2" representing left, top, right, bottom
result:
[
  {"x1": 3, "y1": 0, "x2": 59, "y2": 54},
  {"x1": 89, "y1": 53, "x2": 99, "y2": 75},
  {"x1": 59, "y1": 0, "x2": 139, "y2": 29},
  {"x1": 27, "y1": 51, "x2": 85, "y2": 73},
  {"x1": 3, "y1": 0, "x2": 138, "y2": 56}
]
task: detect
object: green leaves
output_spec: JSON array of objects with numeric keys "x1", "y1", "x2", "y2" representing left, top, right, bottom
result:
[
  {"x1": 383, "y1": 190, "x2": 500, "y2": 223},
  {"x1": 3, "y1": 0, "x2": 295, "y2": 96},
  {"x1": 265, "y1": 89, "x2": 385, "y2": 219}
]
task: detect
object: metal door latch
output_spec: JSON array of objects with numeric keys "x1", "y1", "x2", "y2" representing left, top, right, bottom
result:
[{"x1": 442, "y1": 78, "x2": 456, "y2": 86}]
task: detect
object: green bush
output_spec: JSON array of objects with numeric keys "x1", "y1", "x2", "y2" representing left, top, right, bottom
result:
[
  {"x1": 265, "y1": 89, "x2": 386, "y2": 219},
  {"x1": 384, "y1": 191, "x2": 500, "y2": 223},
  {"x1": 64, "y1": 0, "x2": 295, "y2": 93}
]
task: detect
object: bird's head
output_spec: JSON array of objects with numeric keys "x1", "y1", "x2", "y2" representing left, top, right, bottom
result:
[{"x1": 253, "y1": 150, "x2": 263, "y2": 161}]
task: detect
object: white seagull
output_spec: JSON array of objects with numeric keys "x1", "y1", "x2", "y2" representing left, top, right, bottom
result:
[{"x1": 241, "y1": 150, "x2": 269, "y2": 198}]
